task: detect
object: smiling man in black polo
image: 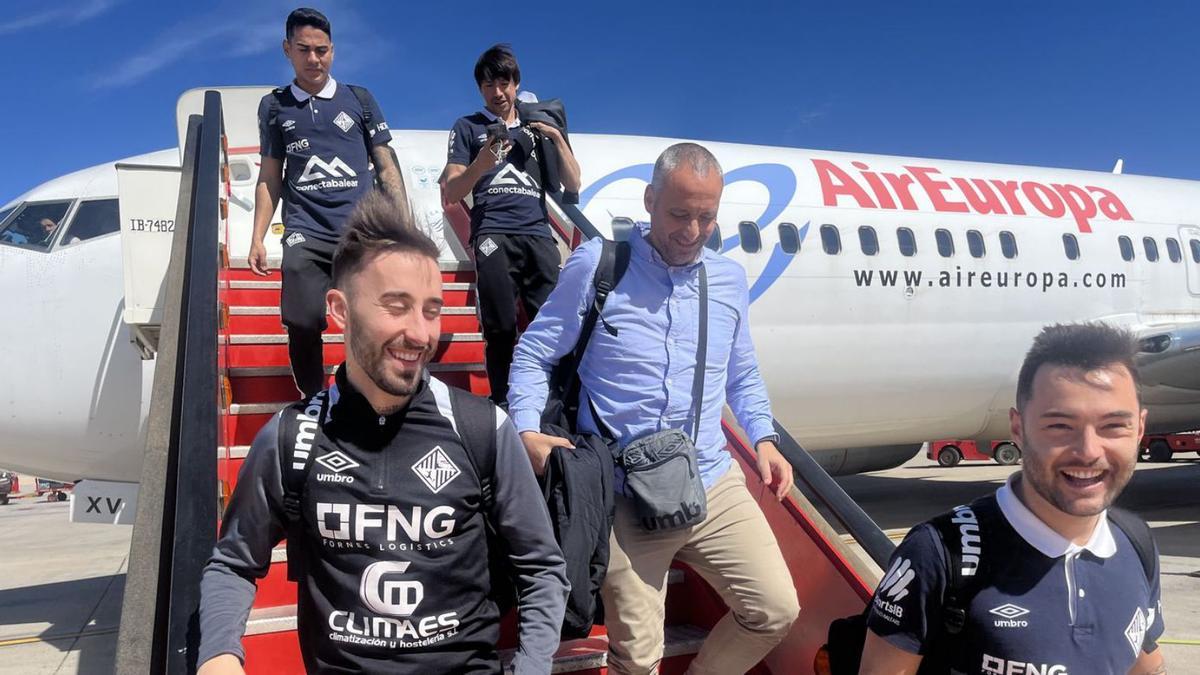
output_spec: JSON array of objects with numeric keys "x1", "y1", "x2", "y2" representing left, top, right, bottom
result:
[
  {"x1": 860, "y1": 323, "x2": 1166, "y2": 675},
  {"x1": 248, "y1": 7, "x2": 409, "y2": 398}
]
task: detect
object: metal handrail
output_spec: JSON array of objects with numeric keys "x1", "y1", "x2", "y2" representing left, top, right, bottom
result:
[
  {"x1": 115, "y1": 90, "x2": 224, "y2": 674},
  {"x1": 544, "y1": 196, "x2": 896, "y2": 569}
]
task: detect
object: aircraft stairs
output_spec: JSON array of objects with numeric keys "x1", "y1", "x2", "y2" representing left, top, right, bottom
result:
[{"x1": 115, "y1": 91, "x2": 897, "y2": 675}]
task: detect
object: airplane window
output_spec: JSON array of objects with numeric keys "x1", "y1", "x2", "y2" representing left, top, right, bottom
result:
[
  {"x1": 0, "y1": 201, "x2": 72, "y2": 250},
  {"x1": 704, "y1": 225, "x2": 722, "y2": 252},
  {"x1": 738, "y1": 221, "x2": 761, "y2": 254},
  {"x1": 60, "y1": 199, "x2": 120, "y2": 246},
  {"x1": 1192, "y1": 239, "x2": 1200, "y2": 263},
  {"x1": 896, "y1": 228, "x2": 916, "y2": 256},
  {"x1": 0, "y1": 207, "x2": 13, "y2": 228},
  {"x1": 1166, "y1": 237, "x2": 1182, "y2": 263},
  {"x1": 1119, "y1": 236, "x2": 1135, "y2": 262},
  {"x1": 1063, "y1": 233, "x2": 1080, "y2": 261},
  {"x1": 935, "y1": 228, "x2": 954, "y2": 257},
  {"x1": 820, "y1": 224, "x2": 841, "y2": 255},
  {"x1": 229, "y1": 159, "x2": 253, "y2": 182},
  {"x1": 999, "y1": 230, "x2": 1018, "y2": 259},
  {"x1": 967, "y1": 230, "x2": 985, "y2": 258},
  {"x1": 1143, "y1": 237, "x2": 1159, "y2": 262},
  {"x1": 778, "y1": 223, "x2": 800, "y2": 254},
  {"x1": 858, "y1": 226, "x2": 879, "y2": 256}
]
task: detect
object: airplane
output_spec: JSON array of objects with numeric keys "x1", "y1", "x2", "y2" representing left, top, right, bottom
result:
[{"x1": 1, "y1": 85, "x2": 1197, "y2": 518}]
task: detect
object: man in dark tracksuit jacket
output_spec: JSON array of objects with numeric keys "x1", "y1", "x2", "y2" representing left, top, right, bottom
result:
[{"x1": 198, "y1": 193, "x2": 567, "y2": 674}]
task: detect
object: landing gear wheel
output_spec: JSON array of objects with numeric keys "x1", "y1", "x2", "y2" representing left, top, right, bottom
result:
[
  {"x1": 993, "y1": 443, "x2": 1021, "y2": 466},
  {"x1": 1148, "y1": 440, "x2": 1172, "y2": 463},
  {"x1": 0, "y1": 495, "x2": 8, "y2": 506},
  {"x1": 937, "y1": 446, "x2": 962, "y2": 467}
]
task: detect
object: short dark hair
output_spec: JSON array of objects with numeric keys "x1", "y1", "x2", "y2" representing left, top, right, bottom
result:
[
  {"x1": 1015, "y1": 323, "x2": 1141, "y2": 409},
  {"x1": 332, "y1": 192, "x2": 439, "y2": 289},
  {"x1": 286, "y1": 7, "x2": 331, "y2": 41},
  {"x1": 474, "y1": 44, "x2": 520, "y2": 86}
]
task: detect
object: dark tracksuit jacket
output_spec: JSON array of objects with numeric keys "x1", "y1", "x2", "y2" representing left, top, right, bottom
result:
[{"x1": 197, "y1": 370, "x2": 569, "y2": 673}]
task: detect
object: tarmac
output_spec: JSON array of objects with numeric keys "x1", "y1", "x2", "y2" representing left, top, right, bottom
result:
[{"x1": 0, "y1": 453, "x2": 1196, "y2": 673}]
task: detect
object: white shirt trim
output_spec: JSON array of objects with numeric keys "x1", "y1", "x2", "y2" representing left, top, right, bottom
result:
[
  {"x1": 480, "y1": 106, "x2": 521, "y2": 128},
  {"x1": 290, "y1": 77, "x2": 338, "y2": 102},
  {"x1": 996, "y1": 473, "x2": 1117, "y2": 559}
]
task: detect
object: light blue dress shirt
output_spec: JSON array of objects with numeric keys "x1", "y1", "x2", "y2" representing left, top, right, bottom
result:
[{"x1": 508, "y1": 225, "x2": 777, "y2": 489}]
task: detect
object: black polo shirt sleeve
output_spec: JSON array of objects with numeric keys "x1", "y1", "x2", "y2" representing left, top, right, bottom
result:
[
  {"x1": 257, "y1": 93, "x2": 285, "y2": 160},
  {"x1": 355, "y1": 87, "x2": 392, "y2": 148},
  {"x1": 865, "y1": 523, "x2": 947, "y2": 656},
  {"x1": 488, "y1": 410, "x2": 568, "y2": 674},
  {"x1": 197, "y1": 413, "x2": 288, "y2": 666},
  {"x1": 447, "y1": 117, "x2": 476, "y2": 167}
]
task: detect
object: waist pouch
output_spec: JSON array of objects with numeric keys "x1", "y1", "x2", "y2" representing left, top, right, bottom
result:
[{"x1": 618, "y1": 429, "x2": 707, "y2": 531}]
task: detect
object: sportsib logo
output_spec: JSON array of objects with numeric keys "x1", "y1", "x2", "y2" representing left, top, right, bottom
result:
[
  {"x1": 873, "y1": 557, "x2": 915, "y2": 624},
  {"x1": 952, "y1": 504, "x2": 981, "y2": 576}
]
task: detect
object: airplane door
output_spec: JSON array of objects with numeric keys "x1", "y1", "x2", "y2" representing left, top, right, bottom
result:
[{"x1": 1182, "y1": 225, "x2": 1200, "y2": 296}]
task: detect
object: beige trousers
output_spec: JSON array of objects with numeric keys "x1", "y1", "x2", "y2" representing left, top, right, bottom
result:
[{"x1": 602, "y1": 462, "x2": 800, "y2": 675}]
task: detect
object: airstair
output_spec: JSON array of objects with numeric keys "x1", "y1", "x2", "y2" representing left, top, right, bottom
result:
[{"x1": 115, "y1": 91, "x2": 895, "y2": 674}]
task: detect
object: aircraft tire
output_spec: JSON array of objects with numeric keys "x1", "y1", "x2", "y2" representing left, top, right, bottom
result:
[
  {"x1": 993, "y1": 443, "x2": 1021, "y2": 466},
  {"x1": 1148, "y1": 440, "x2": 1172, "y2": 463},
  {"x1": 937, "y1": 446, "x2": 962, "y2": 468}
]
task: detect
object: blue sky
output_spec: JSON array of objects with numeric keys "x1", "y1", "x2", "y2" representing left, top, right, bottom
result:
[{"x1": 2, "y1": 1, "x2": 1198, "y2": 200}]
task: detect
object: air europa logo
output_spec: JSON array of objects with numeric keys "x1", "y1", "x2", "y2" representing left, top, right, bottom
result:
[{"x1": 812, "y1": 159, "x2": 1133, "y2": 234}]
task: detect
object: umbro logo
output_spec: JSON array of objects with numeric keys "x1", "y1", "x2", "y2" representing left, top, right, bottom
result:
[
  {"x1": 282, "y1": 119, "x2": 296, "y2": 132},
  {"x1": 333, "y1": 111, "x2": 355, "y2": 132},
  {"x1": 316, "y1": 451, "x2": 359, "y2": 473},
  {"x1": 989, "y1": 603, "x2": 1030, "y2": 628},
  {"x1": 411, "y1": 446, "x2": 461, "y2": 494},
  {"x1": 297, "y1": 156, "x2": 357, "y2": 183}
]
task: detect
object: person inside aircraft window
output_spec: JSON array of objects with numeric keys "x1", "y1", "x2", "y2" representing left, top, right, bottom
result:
[
  {"x1": 859, "y1": 323, "x2": 1166, "y2": 675},
  {"x1": 247, "y1": 8, "x2": 407, "y2": 400},
  {"x1": 778, "y1": 222, "x2": 800, "y2": 254},
  {"x1": 859, "y1": 226, "x2": 879, "y2": 256},
  {"x1": 935, "y1": 228, "x2": 954, "y2": 257},
  {"x1": 821, "y1": 224, "x2": 841, "y2": 254},
  {"x1": 739, "y1": 221, "x2": 761, "y2": 253},
  {"x1": 999, "y1": 230, "x2": 1018, "y2": 259},
  {"x1": 59, "y1": 199, "x2": 119, "y2": 246},
  {"x1": 1119, "y1": 236, "x2": 1135, "y2": 262},
  {"x1": 0, "y1": 201, "x2": 72, "y2": 249},
  {"x1": 1190, "y1": 239, "x2": 1200, "y2": 263},
  {"x1": 442, "y1": 44, "x2": 580, "y2": 407},
  {"x1": 966, "y1": 229, "x2": 985, "y2": 258},
  {"x1": 197, "y1": 193, "x2": 568, "y2": 675},
  {"x1": 896, "y1": 227, "x2": 916, "y2": 257},
  {"x1": 1143, "y1": 237, "x2": 1159, "y2": 262},
  {"x1": 510, "y1": 143, "x2": 799, "y2": 675},
  {"x1": 1165, "y1": 237, "x2": 1182, "y2": 263},
  {"x1": 1063, "y1": 233, "x2": 1080, "y2": 261}
]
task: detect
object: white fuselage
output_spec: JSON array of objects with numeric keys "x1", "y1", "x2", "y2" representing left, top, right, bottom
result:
[{"x1": 2, "y1": 125, "x2": 1198, "y2": 482}]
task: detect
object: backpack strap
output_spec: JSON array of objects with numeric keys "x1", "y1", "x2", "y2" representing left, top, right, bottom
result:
[
  {"x1": 277, "y1": 390, "x2": 329, "y2": 582},
  {"x1": 574, "y1": 239, "x2": 631, "y2": 440},
  {"x1": 447, "y1": 385, "x2": 498, "y2": 513},
  {"x1": 1107, "y1": 506, "x2": 1157, "y2": 585},
  {"x1": 345, "y1": 84, "x2": 380, "y2": 160},
  {"x1": 929, "y1": 494, "x2": 1002, "y2": 635}
]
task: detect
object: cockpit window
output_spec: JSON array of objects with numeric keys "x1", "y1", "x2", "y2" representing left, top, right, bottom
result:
[
  {"x1": 60, "y1": 199, "x2": 120, "y2": 246},
  {"x1": 0, "y1": 207, "x2": 14, "y2": 228},
  {"x1": 0, "y1": 201, "x2": 73, "y2": 250}
]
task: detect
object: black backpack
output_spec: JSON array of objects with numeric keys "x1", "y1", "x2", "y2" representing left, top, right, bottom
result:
[
  {"x1": 821, "y1": 494, "x2": 1157, "y2": 674},
  {"x1": 276, "y1": 383, "x2": 515, "y2": 609}
]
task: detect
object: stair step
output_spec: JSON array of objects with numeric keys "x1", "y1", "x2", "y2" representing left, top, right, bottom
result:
[
  {"x1": 224, "y1": 363, "x2": 486, "y2": 406},
  {"x1": 224, "y1": 280, "x2": 476, "y2": 307},
  {"x1": 227, "y1": 305, "x2": 478, "y2": 334},
  {"x1": 225, "y1": 334, "x2": 484, "y2": 369}
]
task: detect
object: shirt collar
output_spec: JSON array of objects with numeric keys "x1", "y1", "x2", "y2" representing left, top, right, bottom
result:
[
  {"x1": 996, "y1": 473, "x2": 1117, "y2": 559},
  {"x1": 480, "y1": 106, "x2": 521, "y2": 128},
  {"x1": 290, "y1": 77, "x2": 338, "y2": 102}
]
